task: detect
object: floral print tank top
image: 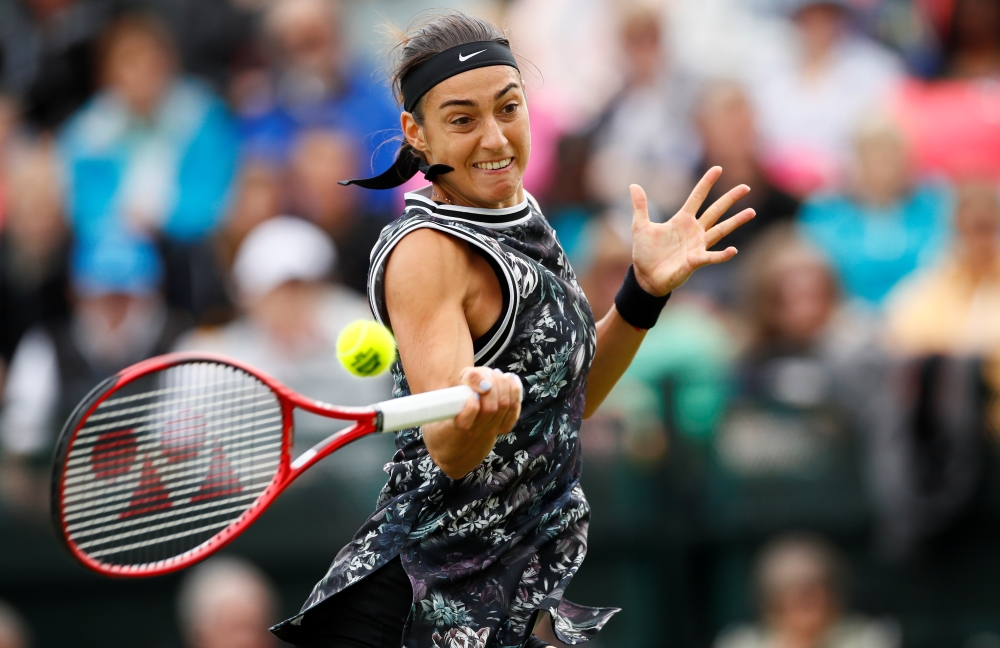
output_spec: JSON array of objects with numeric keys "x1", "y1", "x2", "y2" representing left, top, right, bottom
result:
[{"x1": 271, "y1": 186, "x2": 619, "y2": 648}]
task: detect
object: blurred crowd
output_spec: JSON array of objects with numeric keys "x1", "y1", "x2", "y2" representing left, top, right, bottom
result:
[{"x1": 1, "y1": 0, "x2": 999, "y2": 646}]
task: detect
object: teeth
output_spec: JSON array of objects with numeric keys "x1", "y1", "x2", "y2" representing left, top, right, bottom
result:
[{"x1": 475, "y1": 158, "x2": 512, "y2": 170}]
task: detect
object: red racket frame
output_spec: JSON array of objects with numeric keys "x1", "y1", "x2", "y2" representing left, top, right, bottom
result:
[{"x1": 51, "y1": 352, "x2": 384, "y2": 578}]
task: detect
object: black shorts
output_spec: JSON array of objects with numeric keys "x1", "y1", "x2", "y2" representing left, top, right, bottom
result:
[{"x1": 288, "y1": 557, "x2": 550, "y2": 648}]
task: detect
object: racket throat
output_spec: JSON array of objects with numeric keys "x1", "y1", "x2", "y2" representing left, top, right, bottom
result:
[{"x1": 290, "y1": 421, "x2": 380, "y2": 473}]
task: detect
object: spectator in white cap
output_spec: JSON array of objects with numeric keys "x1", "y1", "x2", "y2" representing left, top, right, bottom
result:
[{"x1": 175, "y1": 216, "x2": 393, "y2": 493}]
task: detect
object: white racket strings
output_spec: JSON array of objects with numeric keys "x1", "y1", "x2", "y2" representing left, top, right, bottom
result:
[{"x1": 59, "y1": 362, "x2": 284, "y2": 569}]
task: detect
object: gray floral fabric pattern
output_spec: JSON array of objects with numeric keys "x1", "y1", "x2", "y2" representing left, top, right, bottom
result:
[{"x1": 271, "y1": 186, "x2": 619, "y2": 647}]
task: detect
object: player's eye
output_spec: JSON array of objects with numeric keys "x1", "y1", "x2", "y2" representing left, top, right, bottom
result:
[
  {"x1": 451, "y1": 116, "x2": 473, "y2": 126},
  {"x1": 500, "y1": 102, "x2": 519, "y2": 115}
]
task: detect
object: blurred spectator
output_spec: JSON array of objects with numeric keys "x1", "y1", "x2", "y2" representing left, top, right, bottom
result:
[
  {"x1": 799, "y1": 115, "x2": 950, "y2": 308},
  {"x1": 238, "y1": 0, "x2": 400, "y2": 215},
  {"x1": 894, "y1": 0, "x2": 1000, "y2": 180},
  {"x1": 0, "y1": 600, "x2": 31, "y2": 648},
  {"x1": 0, "y1": 94, "x2": 18, "y2": 223},
  {"x1": 892, "y1": 79, "x2": 1000, "y2": 183},
  {"x1": 939, "y1": 0, "x2": 1000, "y2": 79},
  {"x1": 587, "y1": 5, "x2": 700, "y2": 215},
  {"x1": 287, "y1": 129, "x2": 392, "y2": 294},
  {"x1": 575, "y1": 214, "x2": 733, "y2": 445},
  {"x1": 0, "y1": 142, "x2": 71, "y2": 364},
  {"x1": 749, "y1": 0, "x2": 904, "y2": 195},
  {"x1": 0, "y1": 235, "x2": 189, "y2": 464},
  {"x1": 848, "y1": 0, "x2": 942, "y2": 77},
  {"x1": 884, "y1": 181, "x2": 1000, "y2": 439},
  {"x1": 505, "y1": 0, "x2": 620, "y2": 129},
  {"x1": 682, "y1": 79, "x2": 801, "y2": 305},
  {"x1": 697, "y1": 81, "x2": 801, "y2": 251},
  {"x1": 866, "y1": 352, "x2": 989, "y2": 562},
  {"x1": 885, "y1": 182, "x2": 1000, "y2": 357},
  {"x1": 215, "y1": 159, "x2": 282, "y2": 274},
  {"x1": 715, "y1": 534, "x2": 900, "y2": 648},
  {"x1": 177, "y1": 556, "x2": 277, "y2": 648},
  {"x1": 0, "y1": 0, "x2": 114, "y2": 131},
  {"x1": 720, "y1": 225, "x2": 881, "y2": 475},
  {"x1": 59, "y1": 14, "x2": 239, "y2": 244},
  {"x1": 155, "y1": 0, "x2": 261, "y2": 93},
  {"x1": 175, "y1": 217, "x2": 392, "y2": 480}
]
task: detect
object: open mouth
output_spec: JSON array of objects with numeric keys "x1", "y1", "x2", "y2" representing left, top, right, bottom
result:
[{"x1": 473, "y1": 157, "x2": 513, "y2": 171}]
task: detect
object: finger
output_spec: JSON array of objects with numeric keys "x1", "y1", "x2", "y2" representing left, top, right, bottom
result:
[
  {"x1": 696, "y1": 247, "x2": 739, "y2": 267},
  {"x1": 460, "y1": 366, "x2": 494, "y2": 393},
  {"x1": 458, "y1": 366, "x2": 497, "y2": 417},
  {"x1": 705, "y1": 208, "x2": 756, "y2": 247},
  {"x1": 497, "y1": 374, "x2": 523, "y2": 433},
  {"x1": 454, "y1": 367, "x2": 491, "y2": 430},
  {"x1": 679, "y1": 166, "x2": 723, "y2": 216},
  {"x1": 475, "y1": 370, "x2": 501, "y2": 429},
  {"x1": 453, "y1": 392, "x2": 481, "y2": 430},
  {"x1": 630, "y1": 184, "x2": 650, "y2": 229},
  {"x1": 508, "y1": 373, "x2": 524, "y2": 403},
  {"x1": 491, "y1": 368, "x2": 513, "y2": 415},
  {"x1": 698, "y1": 184, "x2": 751, "y2": 230}
]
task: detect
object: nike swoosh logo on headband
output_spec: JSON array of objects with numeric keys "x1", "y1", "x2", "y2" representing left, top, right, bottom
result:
[{"x1": 458, "y1": 49, "x2": 487, "y2": 62}]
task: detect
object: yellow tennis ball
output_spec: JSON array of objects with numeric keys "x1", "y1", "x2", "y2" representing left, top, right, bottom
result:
[{"x1": 337, "y1": 320, "x2": 397, "y2": 377}]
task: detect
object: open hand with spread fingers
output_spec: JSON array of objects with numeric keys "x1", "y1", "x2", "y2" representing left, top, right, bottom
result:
[{"x1": 630, "y1": 166, "x2": 756, "y2": 296}]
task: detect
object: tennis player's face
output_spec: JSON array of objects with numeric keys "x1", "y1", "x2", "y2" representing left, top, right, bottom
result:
[{"x1": 406, "y1": 66, "x2": 530, "y2": 208}]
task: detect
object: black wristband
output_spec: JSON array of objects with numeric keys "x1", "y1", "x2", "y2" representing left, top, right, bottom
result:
[{"x1": 614, "y1": 265, "x2": 671, "y2": 330}]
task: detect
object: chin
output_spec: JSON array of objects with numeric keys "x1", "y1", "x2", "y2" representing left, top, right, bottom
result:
[{"x1": 478, "y1": 179, "x2": 520, "y2": 205}]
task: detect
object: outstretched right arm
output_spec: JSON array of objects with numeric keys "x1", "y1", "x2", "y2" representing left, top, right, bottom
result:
[{"x1": 383, "y1": 228, "x2": 522, "y2": 479}]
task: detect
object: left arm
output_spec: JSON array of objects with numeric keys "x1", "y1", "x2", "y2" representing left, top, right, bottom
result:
[{"x1": 583, "y1": 167, "x2": 754, "y2": 418}]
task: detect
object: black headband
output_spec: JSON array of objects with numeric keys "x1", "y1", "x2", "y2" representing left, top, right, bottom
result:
[
  {"x1": 400, "y1": 40, "x2": 518, "y2": 113},
  {"x1": 339, "y1": 40, "x2": 519, "y2": 190}
]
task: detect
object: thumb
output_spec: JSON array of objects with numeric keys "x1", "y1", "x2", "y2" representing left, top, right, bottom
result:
[{"x1": 630, "y1": 184, "x2": 650, "y2": 230}]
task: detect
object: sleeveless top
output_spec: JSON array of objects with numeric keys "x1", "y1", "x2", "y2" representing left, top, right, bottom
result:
[{"x1": 270, "y1": 186, "x2": 619, "y2": 648}]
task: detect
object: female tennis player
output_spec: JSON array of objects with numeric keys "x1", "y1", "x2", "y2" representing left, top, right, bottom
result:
[{"x1": 270, "y1": 12, "x2": 754, "y2": 648}]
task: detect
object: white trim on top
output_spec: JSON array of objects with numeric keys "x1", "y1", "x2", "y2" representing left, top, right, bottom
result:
[{"x1": 403, "y1": 186, "x2": 534, "y2": 228}]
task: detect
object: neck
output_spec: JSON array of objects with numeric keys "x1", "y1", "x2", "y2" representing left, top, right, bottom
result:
[{"x1": 431, "y1": 182, "x2": 525, "y2": 209}]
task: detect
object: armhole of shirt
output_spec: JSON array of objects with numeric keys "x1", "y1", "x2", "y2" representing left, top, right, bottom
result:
[{"x1": 367, "y1": 218, "x2": 519, "y2": 367}]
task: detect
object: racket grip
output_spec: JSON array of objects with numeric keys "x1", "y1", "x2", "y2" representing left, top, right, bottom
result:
[{"x1": 376, "y1": 386, "x2": 475, "y2": 433}]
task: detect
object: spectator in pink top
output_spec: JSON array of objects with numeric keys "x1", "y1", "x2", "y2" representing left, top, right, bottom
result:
[{"x1": 892, "y1": 0, "x2": 1000, "y2": 182}]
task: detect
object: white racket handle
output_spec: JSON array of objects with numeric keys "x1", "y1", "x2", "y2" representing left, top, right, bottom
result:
[
  {"x1": 375, "y1": 377, "x2": 523, "y2": 433},
  {"x1": 376, "y1": 386, "x2": 474, "y2": 432}
]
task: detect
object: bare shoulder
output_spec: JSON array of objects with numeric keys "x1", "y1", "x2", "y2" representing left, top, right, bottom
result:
[{"x1": 384, "y1": 227, "x2": 474, "y2": 303}]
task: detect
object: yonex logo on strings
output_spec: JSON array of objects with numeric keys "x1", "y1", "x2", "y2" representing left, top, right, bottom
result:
[{"x1": 458, "y1": 49, "x2": 486, "y2": 62}]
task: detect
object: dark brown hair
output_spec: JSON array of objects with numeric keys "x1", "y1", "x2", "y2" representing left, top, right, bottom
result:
[{"x1": 387, "y1": 12, "x2": 511, "y2": 122}]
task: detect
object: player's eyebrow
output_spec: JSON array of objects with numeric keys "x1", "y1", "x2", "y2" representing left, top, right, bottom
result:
[
  {"x1": 439, "y1": 98, "x2": 477, "y2": 109},
  {"x1": 495, "y1": 82, "x2": 519, "y2": 100},
  {"x1": 438, "y1": 83, "x2": 520, "y2": 110}
]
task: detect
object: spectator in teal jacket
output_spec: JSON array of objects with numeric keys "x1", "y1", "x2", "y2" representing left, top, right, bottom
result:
[
  {"x1": 59, "y1": 15, "x2": 238, "y2": 245},
  {"x1": 799, "y1": 115, "x2": 950, "y2": 307}
]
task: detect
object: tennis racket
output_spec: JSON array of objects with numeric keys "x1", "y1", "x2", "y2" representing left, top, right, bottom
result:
[{"x1": 50, "y1": 352, "x2": 477, "y2": 578}]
